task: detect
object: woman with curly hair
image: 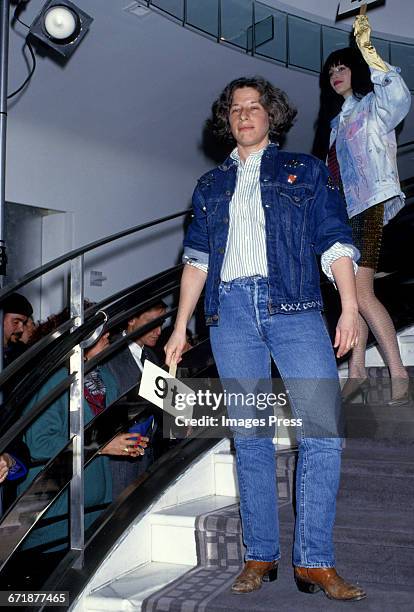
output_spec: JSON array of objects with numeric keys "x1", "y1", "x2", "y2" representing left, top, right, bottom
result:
[
  {"x1": 166, "y1": 76, "x2": 365, "y2": 600},
  {"x1": 318, "y1": 15, "x2": 411, "y2": 404}
]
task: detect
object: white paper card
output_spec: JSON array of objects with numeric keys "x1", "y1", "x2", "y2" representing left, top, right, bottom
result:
[
  {"x1": 337, "y1": 0, "x2": 384, "y2": 18},
  {"x1": 138, "y1": 360, "x2": 194, "y2": 421}
]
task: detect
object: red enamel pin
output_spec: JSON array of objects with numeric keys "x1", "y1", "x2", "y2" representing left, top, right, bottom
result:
[{"x1": 288, "y1": 174, "x2": 297, "y2": 184}]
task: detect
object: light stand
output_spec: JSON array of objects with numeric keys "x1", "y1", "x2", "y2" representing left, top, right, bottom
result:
[{"x1": 0, "y1": 0, "x2": 10, "y2": 377}]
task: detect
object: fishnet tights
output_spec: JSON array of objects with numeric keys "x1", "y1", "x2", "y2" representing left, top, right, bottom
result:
[{"x1": 349, "y1": 266, "x2": 408, "y2": 397}]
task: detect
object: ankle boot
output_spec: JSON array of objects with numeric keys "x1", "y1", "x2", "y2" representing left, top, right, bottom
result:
[
  {"x1": 294, "y1": 567, "x2": 366, "y2": 601},
  {"x1": 231, "y1": 560, "x2": 278, "y2": 594}
]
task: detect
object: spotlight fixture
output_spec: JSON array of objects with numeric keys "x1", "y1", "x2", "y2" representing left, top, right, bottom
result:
[{"x1": 28, "y1": 0, "x2": 93, "y2": 59}]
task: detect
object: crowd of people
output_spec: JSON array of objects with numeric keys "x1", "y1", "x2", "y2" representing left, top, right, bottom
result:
[{"x1": 0, "y1": 292, "x2": 179, "y2": 555}]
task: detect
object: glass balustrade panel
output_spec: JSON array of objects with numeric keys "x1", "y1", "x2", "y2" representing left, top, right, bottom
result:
[
  {"x1": 151, "y1": 0, "x2": 184, "y2": 21},
  {"x1": 253, "y1": 3, "x2": 286, "y2": 63},
  {"x1": 186, "y1": 0, "x2": 219, "y2": 38},
  {"x1": 390, "y1": 42, "x2": 414, "y2": 91},
  {"x1": 322, "y1": 26, "x2": 350, "y2": 63},
  {"x1": 221, "y1": 0, "x2": 253, "y2": 50},
  {"x1": 288, "y1": 15, "x2": 321, "y2": 72}
]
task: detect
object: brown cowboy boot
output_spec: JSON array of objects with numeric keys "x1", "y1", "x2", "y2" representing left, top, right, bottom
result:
[
  {"x1": 231, "y1": 560, "x2": 278, "y2": 594},
  {"x1": 294, "y1": 567, "x2": 366, "y2": 601}
]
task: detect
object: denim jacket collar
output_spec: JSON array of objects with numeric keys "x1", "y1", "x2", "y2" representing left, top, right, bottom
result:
[{"x1": 219, "y1": 142, "x2": 278, "y2": 171}]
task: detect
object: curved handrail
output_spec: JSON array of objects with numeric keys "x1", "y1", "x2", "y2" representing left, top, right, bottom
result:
[
  {"x1": 0, "y1": 264, "x2": 183, "y2": 392},
  {"x1": 0, "y1": 268, "x2": 183, "y2": 441},
  {"x1": 0, "y1": 209, "x2": 187, "y2": 302}
]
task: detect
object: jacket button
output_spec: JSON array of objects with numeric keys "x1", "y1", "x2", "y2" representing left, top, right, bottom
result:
[
  {"x1": 223, "y1": 217, "x2": 229, "y2": 223},
  {"x1": 202, "y1": 206, "x2": 207, "y2": 211},
  {"x1": 225, "y1": 190, "x2": 231, "y2": 196},
  {"x1": 212, "y1": 315, "x2": 219, "y2": 321},
  {"x1": 218, "y1": 247, "x2": 225, "y2": 254}
]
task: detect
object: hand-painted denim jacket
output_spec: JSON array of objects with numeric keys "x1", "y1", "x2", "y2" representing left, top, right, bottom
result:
[
  {"x1": 183, "y1": 144, "x2": 355, "y2": 325},
  {"x1": 330, "y1": 64, "x2": 411, "y2": 225}
]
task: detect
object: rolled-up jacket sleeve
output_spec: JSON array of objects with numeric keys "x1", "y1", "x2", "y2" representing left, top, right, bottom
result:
[
  {"x1": 321, "y1": 242, "x2": 359, "y2": 283},
  {"x1": 370, "y1": 64, "x2": 411, "y2": 132},
  {"x1": 182, "y1": 182, "x2": 210, "y2": 268}
]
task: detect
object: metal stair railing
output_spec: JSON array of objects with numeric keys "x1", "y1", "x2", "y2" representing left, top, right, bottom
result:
[
  {"x1": 0, "y1": 208, "x2": 187, "y2": 574},
  {"x1": 143, "y1": 0, "x2": 414, "y2": 92}
]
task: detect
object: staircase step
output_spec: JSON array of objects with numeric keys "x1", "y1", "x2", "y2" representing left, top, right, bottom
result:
[
  {"x1": 213, "y1": 452, "x2": 239, "y2": 497},
  {"x1": 343, "y1": 441, "x2": 414, "y2": 462},
  {"x1": 341, "y1": 457, "x2": 414, "y2": 476},
  {"x1": 337, "y1": 474, "x2": 414, "y2": 508},
  {"x1": 278, "y1": 505, "x2": 414, "y2": 586},
  {"x1": 213, "y1": 448, "x2": 296, "y2": 500},
  {"x1": 85, "y1": 562, "x2": 191, "y2": 611},
  {"x1": 150, "y1": 495, "x2": 238, "y2": 565},
  {"x1": 85, "y1": 432, "x2": 414, "y2": 609},
  {"x1": 344, "y1": 401, "x2": 414, "y2": 439},
  {"x1": 153, "y1": 570, "x2": 414, "y2": 612}
]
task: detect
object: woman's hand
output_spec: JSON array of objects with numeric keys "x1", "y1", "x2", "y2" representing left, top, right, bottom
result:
[
  {"x1": 100, "y1": 433, "x2": 148, "y2": 458},
  {"x1": 334, "y1": 308, "x2": 359, "y2": 358},
  {"x1": 353, "y1": 14, "x2": 388, "y2": 72},
  {"x1": 353, "y1": 14, "x2": 371, "y2": 49},
  {"x1": 0, "y1": 453, "x2": 12, "y2": 483},
  {"x1": 164, "y1": 328, "x2": 188, "y2": 367}
]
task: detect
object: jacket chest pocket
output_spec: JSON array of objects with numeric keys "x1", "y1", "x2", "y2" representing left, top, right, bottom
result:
[
  {"x1": 204, "y1": 201, "x2": 221, "y2": 225},
  {"x1": 278, "y1": 186, "x2": 313, "y2": 208}
]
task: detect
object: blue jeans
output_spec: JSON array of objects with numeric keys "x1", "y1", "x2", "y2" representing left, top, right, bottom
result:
[{"x1": 210, "y1": 277, "x2": 342, "y2": 567}]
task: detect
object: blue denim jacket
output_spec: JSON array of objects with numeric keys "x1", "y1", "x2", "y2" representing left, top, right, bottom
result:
[
  {"x1": 183, "y1": 144, "x2": 354, "y2": 325},
  {"x1": 330, "y1": 65, "x2": 411, "y2": 225}
]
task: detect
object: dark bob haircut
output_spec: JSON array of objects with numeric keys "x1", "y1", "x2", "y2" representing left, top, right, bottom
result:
[
  {"x1": 211, "y1": 76, "x2": 297, "y2": 143},
  {"x1": 320, "y1": 47, "x2": 373, "y2": 120}
]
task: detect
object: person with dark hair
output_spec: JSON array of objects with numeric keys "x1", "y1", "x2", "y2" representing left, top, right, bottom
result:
[
  {"x1": 166, "y1": 76, "x2": 365, "y2": 600},
  {"x1": 319, "y1": 15, "x2": 411, "y2": 404},
  {"x1": 212, "y1": 76, "x2": 296, "y2": 143},
  {"x1": 2, "y1": 292, "x2": 33, "y2": 366},
  {"x1": 107, "y1": 301, "x2": 167, "y2": 399},
  {"x1": 106, "y1": 301, "x2": 167, "y2": 496},
  {"x1": 1, "y1": 293, "x2": 33, "y2": 511}
]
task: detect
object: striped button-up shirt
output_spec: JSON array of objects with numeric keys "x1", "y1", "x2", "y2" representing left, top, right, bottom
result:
[{"x1": 221, "y1": 147, "x2": 267, "y2": 281}]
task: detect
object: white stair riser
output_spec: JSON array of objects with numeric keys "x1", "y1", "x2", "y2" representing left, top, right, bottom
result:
[
  {"x1": 214, "y1": 459, "x2": 239, "y2": 497},
  {"x1": 151, "y1": 524, "x2": 197, "y2": 565}
]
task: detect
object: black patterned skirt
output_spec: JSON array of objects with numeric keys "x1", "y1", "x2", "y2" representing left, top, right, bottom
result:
[{"x1": 349, "y1": 203, "x2": 384, "y2": 271}]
